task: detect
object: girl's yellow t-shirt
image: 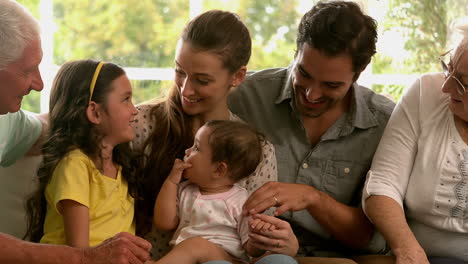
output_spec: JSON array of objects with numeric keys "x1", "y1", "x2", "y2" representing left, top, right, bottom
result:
[{"x1": 41, "y1": 149, "x2": 135, "y2": 246}]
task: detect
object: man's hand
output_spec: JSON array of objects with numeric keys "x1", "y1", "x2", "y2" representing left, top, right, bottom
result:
[
  {"x1": 82, "y1": 232, "x2": 152, "y2": 264},
  {"x1": 243, "y1": 181, "x2": 319, "y2": 216},
  {"x1": 247, "y1": 214, "x2": 298, "y2": 257}
]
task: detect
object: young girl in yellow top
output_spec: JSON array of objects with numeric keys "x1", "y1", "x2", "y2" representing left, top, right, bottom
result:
[{"x1": 25, "y1": 60, "x2": 141, "y2": 247}]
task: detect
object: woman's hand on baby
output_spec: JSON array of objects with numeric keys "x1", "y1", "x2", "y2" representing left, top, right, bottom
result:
[{"x1": 167, "y1": 159, "x2": 192, "y2": 185}]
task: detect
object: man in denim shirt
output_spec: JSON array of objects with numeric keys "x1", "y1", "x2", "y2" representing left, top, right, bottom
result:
[{"x1": 228, "y1": 1, "x2": 395, "y2": 257}]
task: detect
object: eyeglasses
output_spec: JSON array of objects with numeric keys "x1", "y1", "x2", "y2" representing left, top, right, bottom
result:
[{"x1": 439, "y1": 52, "x2": 467, "y2": 95}]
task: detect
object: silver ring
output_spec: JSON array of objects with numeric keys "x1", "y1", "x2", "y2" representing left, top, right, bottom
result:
[{"x1": 273, "y1": 196, "x2": 279, "y2": 206}]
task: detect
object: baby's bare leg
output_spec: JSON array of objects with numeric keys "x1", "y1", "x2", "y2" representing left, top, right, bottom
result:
[{"x1": 153, "y1": 237, "x2": 233, "y2": 264}]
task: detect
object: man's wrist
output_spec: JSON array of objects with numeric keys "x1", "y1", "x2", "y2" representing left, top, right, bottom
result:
[{"x1": 305, "y1": 185, "x2": 321, "y2": 211}]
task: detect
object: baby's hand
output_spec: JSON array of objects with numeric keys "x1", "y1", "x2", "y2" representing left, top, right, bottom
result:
[
  {"x1": 249, "y1": 216, "x2": 276, "y2": 233},
  {"x1": 167, "y1": 159, "x2": 192, "y2": 185}
]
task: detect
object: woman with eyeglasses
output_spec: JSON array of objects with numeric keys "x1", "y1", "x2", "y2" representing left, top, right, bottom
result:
[{"x1": 362, "y1": 25, "x2": 468, "y2": 264}]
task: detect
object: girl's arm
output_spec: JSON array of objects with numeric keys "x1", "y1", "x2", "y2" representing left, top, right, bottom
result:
[
  {"x1": 153, "y1": 159, "x2": 191, "y2": 231},
  {"x1": 153, "y1": 179, "x2": 179, "y2": 231},
  {"x1": 60, "y1": 199, "x2": 89, "y2": 248}
]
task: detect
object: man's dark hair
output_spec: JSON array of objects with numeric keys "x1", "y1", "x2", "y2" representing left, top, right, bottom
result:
[{"x1": 296, "y1": 1, "x2": 377, "y2": 78}]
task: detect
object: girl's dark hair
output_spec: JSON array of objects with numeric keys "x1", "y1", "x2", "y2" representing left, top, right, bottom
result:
[
  {"x1": 205, "y1": 120, "x2": 264, "y2": 182},
  {"x1": 135, "y1": 10, "x2": 251, "y2": 235},
  {"x1": 24, "y1": 60, "x2": 142, "y2": 242}
]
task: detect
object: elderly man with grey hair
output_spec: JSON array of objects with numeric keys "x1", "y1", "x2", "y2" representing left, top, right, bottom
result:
[{"x1": 0, "y1": 0, "x2": 151, "y2": 263}]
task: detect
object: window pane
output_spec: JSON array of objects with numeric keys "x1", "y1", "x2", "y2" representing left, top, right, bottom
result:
[
  {"x1": 372, "y1": 0, "x2": 468, "y2": 75},
  {"x1": 21, "y1": 92, "x2": 42, "y2": 113},
  {"x1": 16, "y1": 0, "x2": 41, "y2": 113},
  {"x1": 53, "y1": 0, "x2": 189, "y2": 67},
  {"x1": 16, "y1": 0, "x2": 40, "y2": 17},
  {"x1": 203, "y1": 0, "x2": 302, "y2": 70},
  {"x1": 13, "y1": 0, "x2": 468, "y2": 108},
  {"x1": 131, "y1": 80, "x2": 173, "y2": 105}
]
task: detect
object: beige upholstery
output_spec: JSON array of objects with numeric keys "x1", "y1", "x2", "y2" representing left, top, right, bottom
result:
[{"x1": 0, "y1": 155, "x2": 42, "y2": 238}]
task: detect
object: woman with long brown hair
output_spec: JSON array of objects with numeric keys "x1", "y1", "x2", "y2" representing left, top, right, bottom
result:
[{"x1": 132, "y1": 10, "x2": 298, "y2": 262}]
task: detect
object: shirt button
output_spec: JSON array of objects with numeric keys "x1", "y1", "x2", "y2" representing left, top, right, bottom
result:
[
  {"x1": 344, "y1": 168, "x2": 350, "y2": 173},
  {"x1": 302, "y1": 163, "x2": 309, "y2": 169}
]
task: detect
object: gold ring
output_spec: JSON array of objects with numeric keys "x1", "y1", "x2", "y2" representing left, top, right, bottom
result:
[{"x1": 273, "y1": 196, "x2": 279, "y2": 206}]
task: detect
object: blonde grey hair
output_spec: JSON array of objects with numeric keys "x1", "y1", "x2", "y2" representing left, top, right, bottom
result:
[
  {"x1": 451, "y1": 22, "x2": 468, "y2": 67},
  {"x1": 0, "y1": 0, "x2": 40, "y2": 70}
]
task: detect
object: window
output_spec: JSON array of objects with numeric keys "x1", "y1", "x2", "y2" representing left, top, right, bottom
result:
[{"x1": 18, "y1": 0, "x2": 468, "y2": 113}]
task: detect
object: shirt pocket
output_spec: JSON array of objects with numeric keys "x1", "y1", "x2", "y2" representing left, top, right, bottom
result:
[
  {"x1": 88, "y1": 178, "x2": 118, "y2": 219},
  {"x1": 323, "y1": 160, "x2": 367, "y2": 205}
]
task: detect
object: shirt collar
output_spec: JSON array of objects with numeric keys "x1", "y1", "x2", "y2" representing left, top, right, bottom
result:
[
  {"x1": 274, "y1": 65, "x2": 378, "y2": 132},
  {"x1": 274, "y1": 64, "x2": 295, "y2": 104},
  {"x1": 350, "y1": 83, "x2": 378, "y2": 130}
]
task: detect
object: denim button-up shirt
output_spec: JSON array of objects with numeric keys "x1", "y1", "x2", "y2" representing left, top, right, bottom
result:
[{"x1": 228, "y1": 66, "x2": 395, "y2": 256}]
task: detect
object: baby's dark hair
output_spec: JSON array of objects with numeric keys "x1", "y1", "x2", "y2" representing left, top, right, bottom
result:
[{"x1": 204, "y1": 120, "x2": 264, "y2": 182}]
